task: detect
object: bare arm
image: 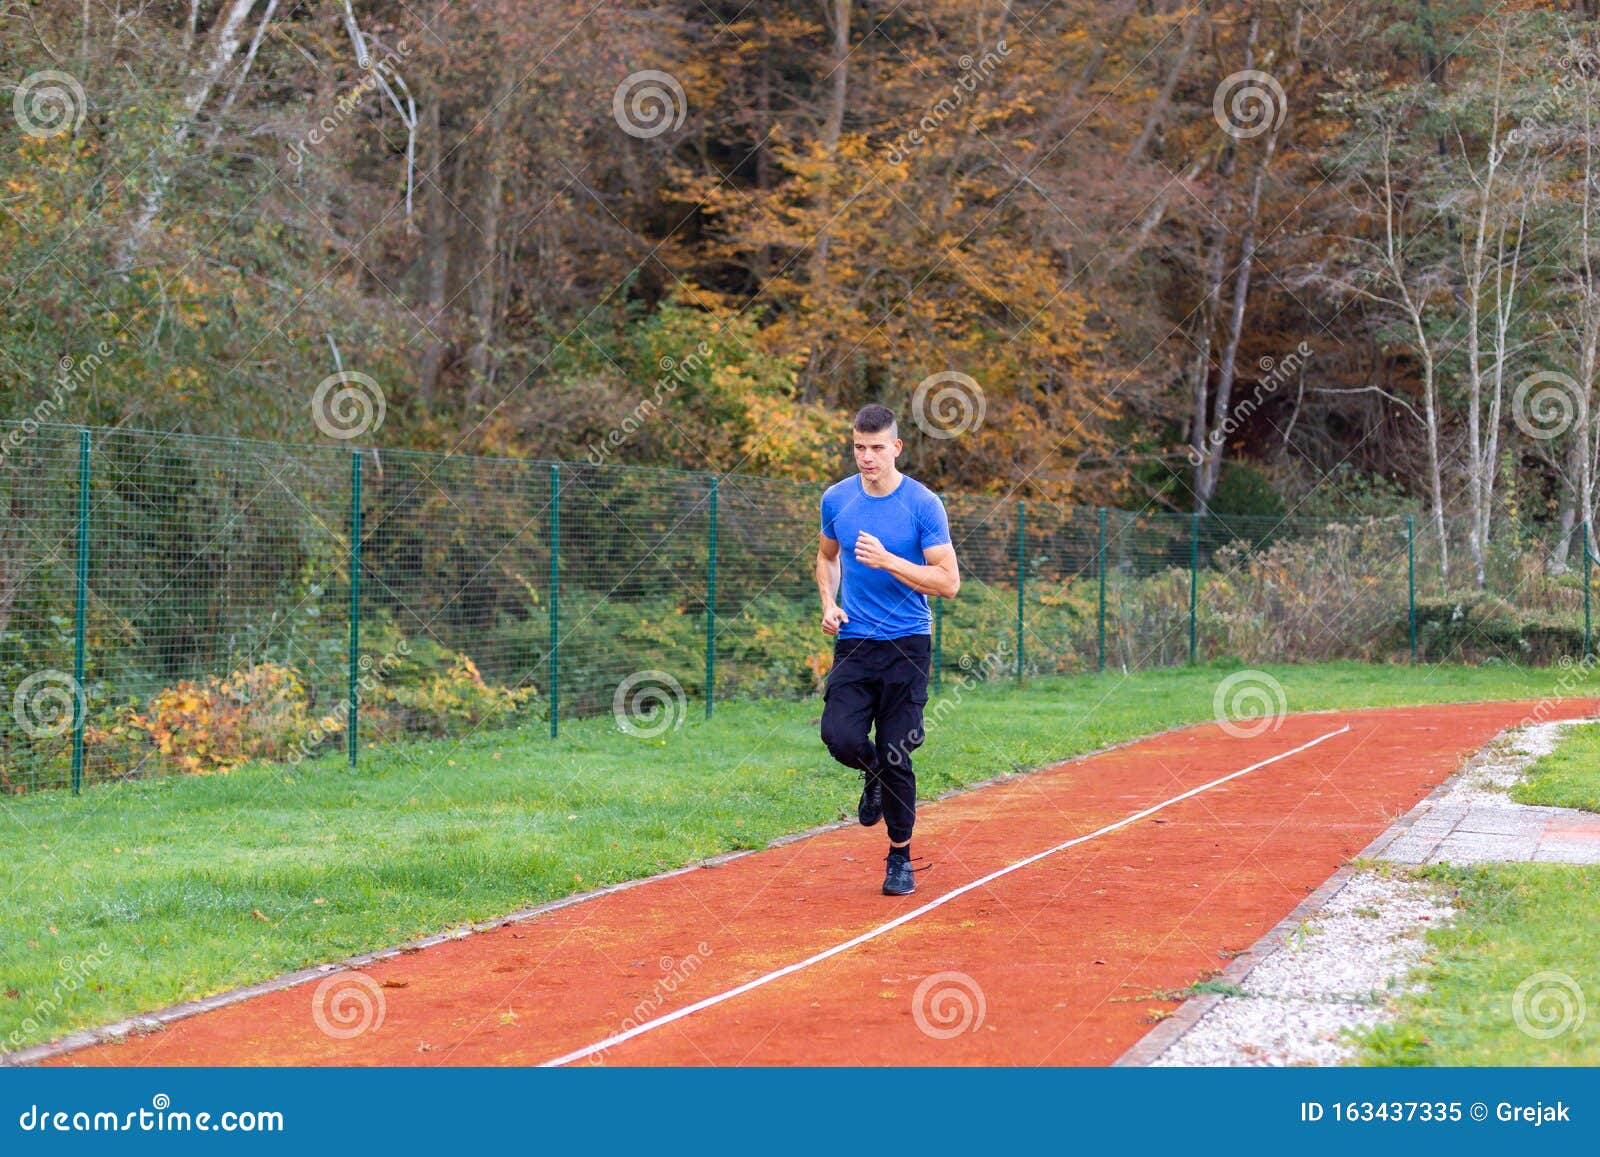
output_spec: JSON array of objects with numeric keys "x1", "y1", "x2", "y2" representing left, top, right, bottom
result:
[
  {"x1": 816, "y1": 535, "x2": 849, "y2": 634},
  {"x1": 855, "y1": 534, "x2": 960, "y2": 598}
]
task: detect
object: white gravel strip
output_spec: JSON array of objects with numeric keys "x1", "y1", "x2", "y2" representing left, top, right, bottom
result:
[
  {"x1": 1154, "y1": 717, "x2": 1597, "y2": 1066},
  {"x1": 1440, "y1": 720, "x2": 1569, "y2": 808},
  {"x1": 1153, "y1": 870, "x2": 1452, "y2": 1066}
]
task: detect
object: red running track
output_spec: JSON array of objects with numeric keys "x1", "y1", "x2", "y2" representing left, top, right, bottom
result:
[{"x1": 42, "y1": 699, "x2": 1596, "y2": 1067}]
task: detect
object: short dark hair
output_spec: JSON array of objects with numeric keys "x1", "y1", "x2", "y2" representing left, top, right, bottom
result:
[{"x1": 853, "y1": 404, "x2": 897, "y2": 435}]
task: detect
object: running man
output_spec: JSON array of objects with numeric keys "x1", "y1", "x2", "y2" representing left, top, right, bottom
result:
[{"x1": 816, "y1": 404, "x2": 960, "y2": 896}]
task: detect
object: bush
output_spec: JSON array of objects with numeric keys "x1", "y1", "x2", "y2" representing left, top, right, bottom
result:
[
  {"x1": 360, "y1": 637, "x2": 538, "y2": 738},
  {"x1": 1412, "y1": 594, "x2": 1583, "y2": 665},
  {"x1": 94, "y1": 661, "x2": 321, "y2": 774}
]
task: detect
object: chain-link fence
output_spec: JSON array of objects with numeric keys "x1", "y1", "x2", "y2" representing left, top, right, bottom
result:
[{"x1": 3, "y1": 420, "x2": 1597, "y2": 795}]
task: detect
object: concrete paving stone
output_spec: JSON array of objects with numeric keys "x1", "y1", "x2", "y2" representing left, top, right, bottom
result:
[
  {"x1": 1378, "y1": 835, "x2": 1440, "y2": 864},
  {"x1": 1403, "y1": 818, "x2": 1461, "y2": 839},
  {"x1": 1532, "y1": 840, "x2": 1600, "y2": 865},
  {"x1": 1453, "y1": 805, "x2": 1554, "y2": 837},
  {"x1": 1425, "y1": 830, "x2": 1537, "y2": 864}
]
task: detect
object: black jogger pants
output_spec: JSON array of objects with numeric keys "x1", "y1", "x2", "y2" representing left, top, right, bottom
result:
[{"x1": 819, "y1": 633, "x2": 931, "y2": 843}]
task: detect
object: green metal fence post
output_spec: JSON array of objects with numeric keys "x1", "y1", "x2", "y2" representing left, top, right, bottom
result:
[
  {"x1": 932, "y1": 596, "x2": 943, "y2": 694},
  {"x1": 705, "y1": 474, "x2": 718, "y2": 720},
  {"x1": 1586, "y1": 521, "x2": 1592, "y2": 663},
  {"x1": 549, "y1": 463, "x2": 561, "y2": 739},
  {"x1": 347, "y1": 451, "x2": 361, "y2": 768},
  {"x1": 1189, "y1": 510, "x2": 1200, "y2": 663},
  {"x1": 71, "y1": 428, "x2": 90, "y2": 796},
  {"x1": 1015, "y1": 499, "x2": 1026, "y2": 684},
  {"x1": 1096, "y1": 506, "x2": 1107, "y2": 673},
  {"x1": 1407, "y1": 515, "x2": 1416, "y2": 663}
]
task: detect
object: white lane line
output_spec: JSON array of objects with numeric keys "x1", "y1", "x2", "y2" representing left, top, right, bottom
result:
[{"x1": 540, "y1": 722, "x2": 1353, "y2": 1066}]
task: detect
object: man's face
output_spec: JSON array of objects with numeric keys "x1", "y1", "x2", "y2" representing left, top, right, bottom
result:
[{"x1": 853, "y1": 425, "x2": 901, "y2": 481}]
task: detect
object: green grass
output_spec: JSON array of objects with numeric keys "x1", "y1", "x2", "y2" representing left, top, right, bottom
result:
[
  {"x1": 0, "y1": 658, "x2": 1584, "y2": 1055},
  {"x1": 1357, "y1": 864, "x2": 1600, "y2": 1065},
  {"x1": 1357, "y1": 713, "x2": 1600, "y2": 1065},
  {"x1": 1512, "y1": 720, "x2": 1600, "y2": 811}
]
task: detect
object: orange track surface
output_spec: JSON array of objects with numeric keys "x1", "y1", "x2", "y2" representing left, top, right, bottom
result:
[{"x1": 45, "y1": 699, "x2": 1597, "y2": 1067}]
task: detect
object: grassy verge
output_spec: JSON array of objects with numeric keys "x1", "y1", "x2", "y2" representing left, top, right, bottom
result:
[
  {"x1": 1359, "y1": 712, "x2": 1600, "y2": 1065},
  {"x1": 1512, "y1": 720, "x2": 1600, "y2": 811},
  {"x1": 1357, "y1": 864, "x2": 1600, "y2": 1065},
  {"x1": 0, "y1": 659, "x2": 1584, "y2": 1055}
]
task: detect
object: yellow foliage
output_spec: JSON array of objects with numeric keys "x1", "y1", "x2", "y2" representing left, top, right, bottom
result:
[{"x1": 98, "y1": 662, "x2": 320, "y2": 774}]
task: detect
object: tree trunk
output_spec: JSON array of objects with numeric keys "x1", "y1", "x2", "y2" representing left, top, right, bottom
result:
[
  {"x1": 1125, "y1": 2, "x2": 1205, "y2": 171},
  {"x1": 466, "y1": 94, "x2": 509, "y2": 403},
  {"x1": 116, "y1": 0, "x2": 260, "y2": 269},
  {"x1": 419, "y1": 99, "x2": 452, "y2": 403},
  {"x1": 1072, "y1": 0, "x2": 1139, "y2": 99},
  {"x1": 808, "y1": 0, "x2": 851, "y2": 287},
  {"x1": 1199, "y1": 5, "x2": 1296, "y2": 507}
]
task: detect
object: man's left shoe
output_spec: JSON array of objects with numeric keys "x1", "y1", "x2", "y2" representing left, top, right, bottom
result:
[
  {"x1": 857, "y1": 776, "x2": 883, "y2": 827},
  {"x1": 882, "y1": 852, "x2": 915, "y2": 896}
]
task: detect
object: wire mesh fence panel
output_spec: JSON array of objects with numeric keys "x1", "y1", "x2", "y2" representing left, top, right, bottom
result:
[
  {"x1": 714, "y1": 472, "x2": 825, "y2": 701},
  {"x1": 1020, "y1": 501, "x2": 1103, "y2": 677},
  {"x1": 12, "y1": 419, "x2": 1600, "y2": 798},
  {"x1": 941, "y1": 493, "x2": 1021, "y2": 682},
  {"x1": 1194, "y1": 514, "x2": 1412, "y2": 664},
  {"x1": 556, "y1": 463, "x2": 711, "y2": 725},
  {"x1": 1411, "y1": 514, "x2": 1590, "y2": 665},
  {"x1": 0, "y1": 424, "x2": 85, "y2": 792},
  {"x1": 356, "y1": 449, "x2": 551, "y2": 748},
  {"x1": 85, "y1": 429, "x2": 352, "y2": 785},
  {"x1": 1103, "y1": 510, "x2": 1193, "y2": 671}
]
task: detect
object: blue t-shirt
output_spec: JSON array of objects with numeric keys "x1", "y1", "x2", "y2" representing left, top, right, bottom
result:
[{"x1": 820, "y1": 473, "x2": 952, "y2": 640}]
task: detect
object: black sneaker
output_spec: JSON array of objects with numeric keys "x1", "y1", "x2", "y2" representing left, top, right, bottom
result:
[
  {"x1": 857, "y1": 776, "x2": 883, "y2": 827},
  {"x1": 882, "y1": 852, "x2": 915, "y2": 896}
]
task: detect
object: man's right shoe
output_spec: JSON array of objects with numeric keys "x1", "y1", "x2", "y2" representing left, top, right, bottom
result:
[{"x1": 857, "y1": 777, "x2": 883, "y2": 827}]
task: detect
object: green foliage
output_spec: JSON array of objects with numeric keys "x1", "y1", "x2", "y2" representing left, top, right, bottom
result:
[
  {"x1": 1512, "y1": 721, "x2": 1600, "y2": 813},
  {"x1": 1411, "y1": 594, "x2": 1585, "y2": 666},
  {"x1": 361, "y1": 639, "x2": 538, "y2": 739},
  {"x1": 1209, "y1": 463, "x2": 1285, "y2": 519},
  {"x1": 1355, "y1": 864, "x2": 1600, "y2": 1066},
  {"x1": 542, "y1": 295, "x2": 846, "y2": 477}
]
